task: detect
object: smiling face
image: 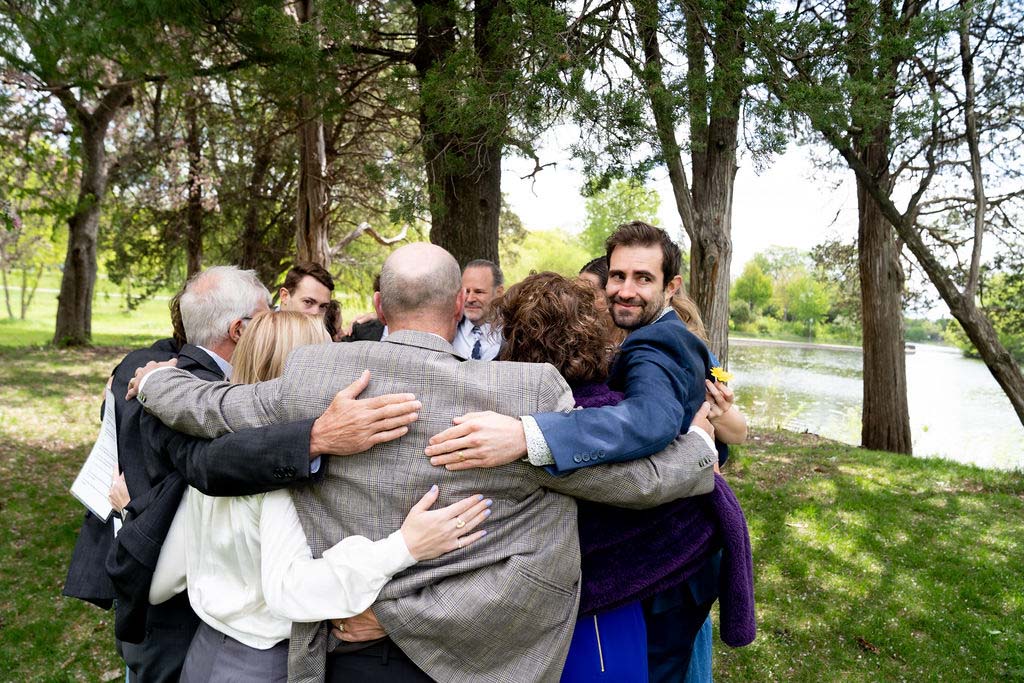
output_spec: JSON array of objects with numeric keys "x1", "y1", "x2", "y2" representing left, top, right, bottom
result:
[
  {"x1": 279, "y1": 275, "x2": 332, "y2": 315},
  {"x1": 462, "y1": 266, "x2": 503, "y2": 324},
  {"x1": 606, "y1": 244, "x2": 681, "y2": 330}
]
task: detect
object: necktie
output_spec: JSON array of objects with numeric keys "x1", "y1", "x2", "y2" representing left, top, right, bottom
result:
[{"x1": 471, "y1": 325, "x2": 482, "y2": 360}]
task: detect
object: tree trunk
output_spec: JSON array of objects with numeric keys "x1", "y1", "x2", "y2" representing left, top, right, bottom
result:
[
  {"x1": 52, "y1": 85, "x2": 131, "y2": 346},
  {"x1": 240, "y1": 141, "x2": 273, "y2": 274},
  {"x1": 855, "y1": 139, "x2": 912, "y2": 453},
  {"x1": 294, "y1": 0, "x2": 331, "y2": 267},
  {"x1": 1, "y1": 263, "x2": 11, "y2": 319},
  {"x1": 185, "y1": 89, "x2": 203, "y2": 277},
  {"x1": 413, "y1": 0, "x2": 503, "y2": 268},
  {"x1": 634, "y1": 0, "x2": 742, "y2": 363},
  {"x1": 837, "y1": 0, "x2": 913, "y2": 453}
]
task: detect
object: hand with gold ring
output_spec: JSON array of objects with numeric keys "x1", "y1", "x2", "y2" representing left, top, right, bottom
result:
[
  {"x1": 398, "y1": 485, "x2": 493, "y2": 560},
  {"x1": 330, "y1": 608, "x2": 385, "y2": 642}
]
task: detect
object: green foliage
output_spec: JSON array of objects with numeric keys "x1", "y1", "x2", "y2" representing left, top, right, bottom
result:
[
  {"x1": 944, "y1": 271, "x2": 1024, "y2": 362},
  {"x1": 810, "y1": 237, "x2": 860, "y2": 322},
  {"x1": 500, "y1": 229, "x2": 591, "y2": 286},
  {"x1": 904, "y1": 317, "x2": 947, "y2": 344},
  {"x1": 729, "y1": 299, "x2": 753, "y2": 326},
  {"x1": 732, "y1": 261, "x2": 773, "y2": 312},
  {"x1": 580, "y1": 178, "x2": 660, "y2": 256}
]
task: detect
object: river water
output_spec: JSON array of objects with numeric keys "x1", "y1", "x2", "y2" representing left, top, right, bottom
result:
[{"x1": 728, "y1": 339, "x2": 1024, "y2": 471}]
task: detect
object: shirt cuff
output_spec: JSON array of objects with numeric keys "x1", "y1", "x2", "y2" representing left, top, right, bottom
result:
[
  {"x1": 687, "y1": 425, "x2": 717, "y2": 456},
  {"x1": 379, "y1": 530, "x2": 417, "y2": 573},
  {"x1": 310, "y1": 456, "x2": 321, "y2": 474},
  {"x1": 521, "y1": 416, "x2": 555, "y2": 467},
  {"x1": 136, "y1": 365, "x2": 176, "y2": 399}
]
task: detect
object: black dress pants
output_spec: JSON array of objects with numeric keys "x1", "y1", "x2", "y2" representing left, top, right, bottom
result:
[
  {"x1": 119, "y1": 592, "x2": 200, "y2": 683},
  {"x1": 327, "y1": 638, "x2": 433, "y2": 683}
]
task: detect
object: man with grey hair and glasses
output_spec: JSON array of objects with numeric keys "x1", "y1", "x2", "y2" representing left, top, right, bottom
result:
[{"x1": 112, "y1": 266, "x2": 420, "y2": 682}]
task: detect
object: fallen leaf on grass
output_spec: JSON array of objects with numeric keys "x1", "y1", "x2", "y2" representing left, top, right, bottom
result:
[
  {"x1": 856, "y1": 636, "x2": 880, "y2": 654},
  {"x1": 102, "y1": 669, "x2": 123, "y2": 682}
]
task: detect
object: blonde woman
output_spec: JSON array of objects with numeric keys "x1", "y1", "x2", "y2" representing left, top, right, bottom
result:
[{"x1": 151, "y1": 311, "x2": 491, "y2": 681}]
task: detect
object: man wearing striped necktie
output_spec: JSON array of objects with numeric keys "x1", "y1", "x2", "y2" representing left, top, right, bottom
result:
[{"x1": 452, "y1": 259, "x2": 504, "y2": 361}]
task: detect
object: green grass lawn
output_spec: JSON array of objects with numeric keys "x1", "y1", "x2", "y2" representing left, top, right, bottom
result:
[
  {"x1": 0, "y1": 272, "x2": 375, "y2": 348},
  {"x1": 0, "y1": 344, "x2": 1021, "y2": 681}
]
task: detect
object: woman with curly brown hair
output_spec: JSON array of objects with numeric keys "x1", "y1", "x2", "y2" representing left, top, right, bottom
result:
[{"x1": 494, "y1": 273, "x2": 754, "y2": 683}]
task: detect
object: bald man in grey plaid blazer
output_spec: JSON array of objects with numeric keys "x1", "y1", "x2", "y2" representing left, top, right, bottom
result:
[{"x1": 136, "y1": 244, "x2": 716, "y2": 683}]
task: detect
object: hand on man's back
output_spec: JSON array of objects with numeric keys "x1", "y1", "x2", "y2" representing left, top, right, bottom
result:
[
  {"x1": 424, "y1": 411, "x2": 527, "y2": 470},
  {"x1": 309, "y1": 370, "x2": 421, "y2": 456}
]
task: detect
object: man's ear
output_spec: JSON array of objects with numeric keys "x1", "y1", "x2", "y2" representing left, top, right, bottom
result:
[
  {"x1": 229, "y1": 318, "x2": 246, "y2": 343},
  {"x1": 495, "y1": 285, "x2": 505, "y2": 297},
  {"x1": 665, "y1": 274, "x2": 683, "y2": 298},
  {"x1": 278, "y1": 287, "x2": 290, "y2": 307},
  {"x1": 454, "y1": 289, "x2": 467, "y2": 321},
  {"x1": 372, "y1": 292, "x2": 387, "y2": 325}
]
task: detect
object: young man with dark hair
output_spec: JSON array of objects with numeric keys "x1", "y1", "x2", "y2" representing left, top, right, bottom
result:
[{"x1": 278, "y1": 262, "x2": 335, "y2": 315}]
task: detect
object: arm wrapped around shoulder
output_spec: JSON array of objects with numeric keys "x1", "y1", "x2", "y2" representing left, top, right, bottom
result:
[{"x1": 534, "y1": 430, "x2": 717, "y2": 509}]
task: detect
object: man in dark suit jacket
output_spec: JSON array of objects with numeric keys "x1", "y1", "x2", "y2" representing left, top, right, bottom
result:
[{"x1": 64, "y1": 338, "x2": 182, "y2": 611}]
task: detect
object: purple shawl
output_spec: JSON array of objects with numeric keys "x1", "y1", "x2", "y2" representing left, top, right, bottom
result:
[{"x1": 572, "y1": 382, "x2": 756, "y2": 647}]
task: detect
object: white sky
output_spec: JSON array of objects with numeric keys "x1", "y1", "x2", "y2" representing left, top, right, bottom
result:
[{"x1": 501, "y1": 128, "x2": 860, "y2": 274}]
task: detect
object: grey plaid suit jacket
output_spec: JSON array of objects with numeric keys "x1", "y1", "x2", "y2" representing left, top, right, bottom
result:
[{"x1": 139, "y1": 330, "x2": 716, "y2": 682}]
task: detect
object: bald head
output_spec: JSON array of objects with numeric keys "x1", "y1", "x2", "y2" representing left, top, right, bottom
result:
[{"x1": 378, "y1": 243, "x2": 463, "y2": 329}]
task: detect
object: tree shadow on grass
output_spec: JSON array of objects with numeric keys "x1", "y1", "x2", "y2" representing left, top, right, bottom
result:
[
  {"x1": 724, "y1": 447, "x2": 1024, "y2": 681},
  {"x1": 0, "y1": 437, "x2": 121, "y2": 682}
]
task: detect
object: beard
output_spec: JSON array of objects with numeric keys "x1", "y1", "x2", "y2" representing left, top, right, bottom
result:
[{"x1": 610, "y1": 290, "x2": 667, "y2": 331}]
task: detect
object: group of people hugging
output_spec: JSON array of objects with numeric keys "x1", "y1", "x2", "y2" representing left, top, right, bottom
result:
[{"x1": 63, "y1": 220, "x2": 755, "y2": 683}]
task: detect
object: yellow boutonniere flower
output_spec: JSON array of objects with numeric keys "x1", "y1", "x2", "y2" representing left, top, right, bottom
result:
[{"x1": 710, "y1": 366, "x2": 734, "y2": 383}]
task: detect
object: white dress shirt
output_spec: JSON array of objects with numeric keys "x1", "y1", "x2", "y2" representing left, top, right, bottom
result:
[
  {"x1": 150, "y1": 488, "x2": 416, "y2": 650},
  {"x1": 452, "y1": 317, "x2": 502, "y2": 361}
]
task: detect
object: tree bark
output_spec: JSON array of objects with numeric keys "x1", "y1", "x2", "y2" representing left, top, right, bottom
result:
[
  {"x1": 185, "y1": 88, "x2": 203, "y2": 277},
  {"x1": 842, "y1": 0, "x2": 913, "y2": 453},
  {"x1": 52, "y1": 85, "x2": 132, "y2": 346},
  {"x1": 633, "y1": 0, "x2": 742, "y2": 363},
  {"x1": 240, "y1": 140, "x2": 273, "y2": 274},
  {"x1": 413, "y1": 0, "x2": 503, "y2": 267},
  {"x1": 855, "y1": 139, "x2": 912, "y2": 453},
  {"x1": 294, "y1": 0, "x2": 331, "y2": 267}
]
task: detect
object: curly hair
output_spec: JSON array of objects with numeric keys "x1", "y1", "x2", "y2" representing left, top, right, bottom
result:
[{"x1": 495, "y1": 272, "x2": 610, "y2": 384}]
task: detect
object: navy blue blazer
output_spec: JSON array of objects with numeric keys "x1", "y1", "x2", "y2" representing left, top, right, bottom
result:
[{"x1": 532, "y1": 310, "x2": 714, "y2": 473}]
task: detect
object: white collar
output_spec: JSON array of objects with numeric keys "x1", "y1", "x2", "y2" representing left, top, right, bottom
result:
[{"x1": 197, "y1": 345, "x2": 233, "y2": 380}]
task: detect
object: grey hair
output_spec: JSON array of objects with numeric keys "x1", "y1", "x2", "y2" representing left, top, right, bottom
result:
[
  {"x1": 464, "y1": 259, "x2": 504, "y2": 287},
  {"x1": 180, "y1": 266, "x2": 269, "y2": 348},
  {"x1": 379, "y1": 250, "x2": 462, "y2": 319}
]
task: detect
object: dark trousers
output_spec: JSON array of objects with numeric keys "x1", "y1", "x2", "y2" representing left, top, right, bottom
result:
[
  {"x1": 118, "y1": 592, "x2": 200, "y2": 683},
  {"x1": 643, "y1": 551, "x2": 722, "y2": 683},
  {"x1": 327, "y1": 638, "x2": 433, "y2": 683}
]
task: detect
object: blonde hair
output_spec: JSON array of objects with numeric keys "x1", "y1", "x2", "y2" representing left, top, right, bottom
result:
[
  {"x1": 232, "y1": 311, "x2": 330, "y2": 384},
  {"x1": 671, "y1": 289, "x2": 708, "y2": 342}
]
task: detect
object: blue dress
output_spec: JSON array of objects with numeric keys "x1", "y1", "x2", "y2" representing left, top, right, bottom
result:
[{"x1": 561, "y1": 603, "x2": 649, "y2": 682}]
